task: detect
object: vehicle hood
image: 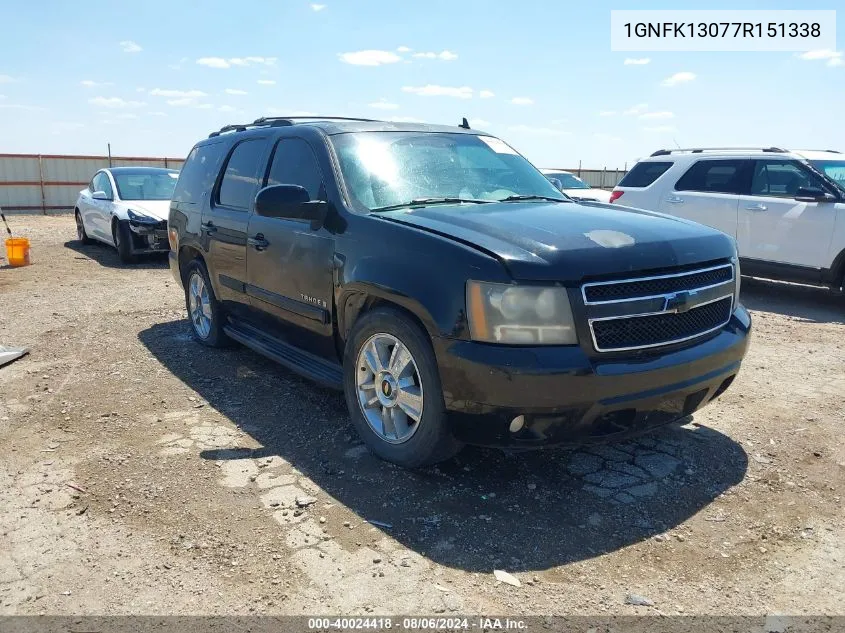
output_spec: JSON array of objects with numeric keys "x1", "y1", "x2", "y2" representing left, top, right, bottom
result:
[
  {"x1": 563, "y1": 188, "x2": 612, "y2": 203},
  {"x1": 123, "y1": 200, "x2": 169, "y2": 221},
  {"x1": 378, "y1": 201, "x2": 735, "y2": 282}
]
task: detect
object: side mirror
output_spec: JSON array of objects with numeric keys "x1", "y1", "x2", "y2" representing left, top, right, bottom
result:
[
  {"x1": 92, "y1": 190, "x2": 111, "y2": 201},
  {"x1": 255, "y1": 184, "x2": 328, "y2": 229},
  {"x1": 547, "y1": 177, "x2": 563, "y2": 191},
  {"x1": 794, "y1": 187, "x2": 836, "y2": 203}
]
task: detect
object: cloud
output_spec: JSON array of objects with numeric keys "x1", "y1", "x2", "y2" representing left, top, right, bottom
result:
[
  {"x1": 310, "y1": 3, "x2": 326, "y2": 10},
  {"x1": 413, "y1": 50, "x2": 458, "y2": 61},
  {"x1": 197, "y1": 56, "x2": 277, "y2": 69},
  {"x1": 662, "y1": 71, "x2": 696, "y2": 86},
  {"x1": 120, "y1": 40, "x2": 142, "y2": 53},
  {"x1": 149, "y1": 111, "x2": 167, "y2": 117},
  {"x1": 402, "y1": 84, "x2": 472, "y2": 99},
  {"x1": 80, "y1": 80, "x2": 113, "y2": 88},
  {"x1": 594, "y1": 133, "x2": 622, "y2": 142},
  {"x1": 368, "y1": 99, "x2": 399, "y2": 110},
  {"x1": 389, "y1": 116, "x2": 425, "y2": 123},
  {"x1": 599, "y1": 110, "x2": 617, "y2": 117},
  {"x1": 639, "y1": 111, "x2": 674, "y2": 120},
  {"x1": 479, "y1": 90, "x2": 495, "y2": 99},
  {"x1": 51, "y1": 121, "x2": 85, "y2": 133},
  {"x1": 150, "y1": 88, "x2": 208, "y2": 98},
  {"x1": 257, "y1": 79, "x2": 276, "y2": 85},
  {"x1": 338, "y1": 50, "x2": 402, "y2": 66},
  {"x1": 397, "y1": 46, "x2": 412, "y2": 53},
  {"x1": 642, "y1": 125, "x2": 676, "y2": 133},
  {"x1": 0, "y1": 75, "x2": 15, "y2": 84},
  {"x1": 218, "y1": 105, "x2": 238, "y2": 112},
  {"x1": 508, "y1": 124, "x2": 569, "y2": 137},
  {"x1": 196, "y1": 103, "x2": 214, "y2": 110},
  {"x1": 88, "y1": 96, "x2": 145, "y2": 108},
  {"x1": 0, "y1": 103, "x2": 47, "y2": 111},
  {"x1": 623, "y1": 103, "x2": 648, "y2": 116},
  {"x1": 166, "y1": 98, "x2": 201, "y2": 106},
  {"x1": 798, "y1": 49, "x2": 843, "y2": 66},
  {"x1": 624, "y1": 58, "x2": 651, "y2": 65},
  {"x1": 510, "y1": 96, "x2": 534, "y2": 105},
  {"x1": 469, "y1": 118, "x2": 490, "y2": 127},
  {"x1": 225, "y1": 88, "x2": 248, "y2": 95},
  {"x1": 115, "y1": 113, "x2": 138, "y2": 120},
  {"x1": 168, "y1": 57, "x2": 190, "y2": 70}
]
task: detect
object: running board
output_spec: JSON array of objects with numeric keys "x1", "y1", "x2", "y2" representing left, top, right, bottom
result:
[{"x1": 223, "y1": 320, "x2": 343, "y2": 390}]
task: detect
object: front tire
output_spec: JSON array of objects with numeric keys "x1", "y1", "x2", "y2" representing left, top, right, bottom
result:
[
  {"x1": 343, "y1": 307, "x2": 462, "y2": 468},
  {"x1": 113, "y1": 219, "x2": 136, "y2": 264},
  {"x1": 184, "y1": 259, "x2": 229, "y2": 348},
  {"x1": 75, "y1": 210, "x2": 93, "y2": 245}
]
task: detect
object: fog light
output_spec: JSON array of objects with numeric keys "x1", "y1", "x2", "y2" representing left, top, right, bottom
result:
[{"x1": 509, "y1": 415, "x2": 525, "y2": 433}]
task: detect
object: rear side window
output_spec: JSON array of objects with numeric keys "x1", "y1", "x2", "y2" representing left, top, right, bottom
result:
[
  {"x1": 217, "y1": 138, "x2": 268, "y2": 209},
  {"x1": 618, "y1": 161, "x2": 672, "y2": 187},
  {"x1": 266, "y1": 138, "x2": 325, "y2": 201},
  {"x1": 674, "y1": 159, "x2": 746, "y2": 194},
  {"x1": 172, "y1": 141, "x2": 226, "y2": 204}
]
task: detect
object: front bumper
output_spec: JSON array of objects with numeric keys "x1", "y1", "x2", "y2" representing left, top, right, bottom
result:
[
  {"x1": 127, "y1": 219, "x2": 169, "y2": 254},
  {"x1": 434, "y1": 306, "x2": 751, "y2": 448}
]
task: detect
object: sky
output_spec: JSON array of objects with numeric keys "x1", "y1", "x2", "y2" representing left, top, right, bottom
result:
[{"x1": 0, "y1": 0, "x2": 843, "y2": 169}]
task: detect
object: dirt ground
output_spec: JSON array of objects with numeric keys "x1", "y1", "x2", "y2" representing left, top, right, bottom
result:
[{"x1": 1, "y1": 214, "x2": 843, "y2": 617}]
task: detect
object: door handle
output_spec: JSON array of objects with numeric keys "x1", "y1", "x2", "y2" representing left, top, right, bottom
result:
[
  {"x1": 201, "y1": 221, "x2": 217, "y2": 234},
  {"x1": 666, "y1": 195, "x2": 684, "y2": 204},
  {"x1": 247, "y1": 234, "x2": 269, "y2": 250},
  {"x1": 745, "y1": 204, "x2": 767, "y2": 212}
]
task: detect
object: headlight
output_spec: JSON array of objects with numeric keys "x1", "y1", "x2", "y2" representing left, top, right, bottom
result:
[
  {"x1": 466, "y1": 281, "x2": 577, "y2": 345},
  {"x1": 127, "y1": 209, "x2": 158, "y2": 224}
]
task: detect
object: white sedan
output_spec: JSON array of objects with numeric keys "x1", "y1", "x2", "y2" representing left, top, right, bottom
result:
[
  {"x1": 540, "y1": 169, "x2": 613, "y2": 203},
  {"x1": 74, "y1": 167, "x2": 179, "y2": 263}
]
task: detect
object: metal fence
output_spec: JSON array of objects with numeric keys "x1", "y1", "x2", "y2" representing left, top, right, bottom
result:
[
  {"x1": 0, "y1": 152, "x2": 627, "y2": 214},
  {"x1": 0, "y1": 153, "x2": 186, "y2": 214}
]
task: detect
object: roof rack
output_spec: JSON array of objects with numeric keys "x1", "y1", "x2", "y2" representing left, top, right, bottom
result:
[
  {"x1": 793, "y1": 148, "x2": 842, "y2": 154},
  {"x1": 208, "y1": 116, "x2": 381, "y2": 138},
  {"x1": 650, "y1": 146, "x2": 787, "y2": 157}
]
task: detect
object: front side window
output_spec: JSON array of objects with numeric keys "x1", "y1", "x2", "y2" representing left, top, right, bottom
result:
[
  {"x1": 750, "y1": 160, "x2": 828, "y2": 198},
  {"x1": 266, "y1": 138, "x2": 325, "y2": 201},
  {"x1": 217, "y1": 138, "x2": 268, "y2": 209},
  {"x1": 330, "y1": 132, "x2": 565, "y2": 211},
  {"x1": 808, "y1": 160, "x2": 845, "y2": 191},
  {"x1": 93, "y1": 172, "x2": 113, "y2": 198},
  {"x1": 113, "y1": 171, "x2": 179, "y2": 201},
  {"x1": 674, "y1": 159, "x2": 745, "y2": 194}
]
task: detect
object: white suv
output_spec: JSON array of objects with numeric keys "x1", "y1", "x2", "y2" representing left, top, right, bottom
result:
[{"x1": 610, "y1": 148, "x2": 845, "y2": 290}]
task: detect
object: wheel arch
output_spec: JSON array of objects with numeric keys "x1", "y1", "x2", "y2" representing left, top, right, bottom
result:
[{"x1": 178, "y1": 244, "x2": 205, "y2": 284}]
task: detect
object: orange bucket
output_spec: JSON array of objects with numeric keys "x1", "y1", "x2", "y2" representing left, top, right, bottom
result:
[{"x1": 5, "y1": 237, "x2": 31, "y2": 267}]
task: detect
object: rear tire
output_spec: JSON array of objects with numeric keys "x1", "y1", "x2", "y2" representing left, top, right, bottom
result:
[
  {"x1": 184, "y1": 259, "x2": 230, "y2": 348},
  {"x1": 343, "y1": 306, "x2": 462, "y2": 468},
  {"x1": 75, "y1": 210, "x2": 93, "y2": 245},
  {"x1": 113, "y1": 219, "x2": 136, "y2": 264}
]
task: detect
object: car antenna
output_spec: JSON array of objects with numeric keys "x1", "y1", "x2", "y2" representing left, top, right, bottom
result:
[
  {"x1": 459, "y1": 117, "x2": 470, "y2": 129},
  {"x1": 672, "y1": 136, "x2": 681, "y2": 149}
]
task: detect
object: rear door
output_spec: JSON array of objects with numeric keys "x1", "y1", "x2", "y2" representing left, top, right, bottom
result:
[
  {"x1": 737, "y1": 159, "x2": 838, "y2": 268},
  {"x1": 203, "y1": 136, "x2": 272, "y2": 311},
  {"x1": 245, "y1": 136, "x2": 335, "y2": 357},
  {"x1": 658, "y1": 159, "x2": 748, "y2": 238}
]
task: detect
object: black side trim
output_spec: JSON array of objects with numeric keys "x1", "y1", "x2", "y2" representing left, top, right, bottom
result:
[
  {"x1": 245, "y1": 284, "x2": 329, "y2": 324},
  {"x1": 219, "y1": 274, "x2": 246, "y2": 294},
  {"x1": 740, "y1": 258, "x2": 822, "y2": 285},
  {"x1": 223, "y1": 319, "x2": 343, "y2": 389}
]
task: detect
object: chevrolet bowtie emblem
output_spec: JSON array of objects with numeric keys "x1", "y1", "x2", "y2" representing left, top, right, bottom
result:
[{"x1": 665, "y1": 290, "x2": 698, "y2": 313}]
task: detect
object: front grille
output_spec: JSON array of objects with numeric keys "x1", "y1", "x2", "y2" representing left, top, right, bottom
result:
[
  {"x1": 584, "y1": 264, "x2": 733, "y2": 303},
  {"x1": 592, "y1": 296, "x2": 733, "y2": 352}
]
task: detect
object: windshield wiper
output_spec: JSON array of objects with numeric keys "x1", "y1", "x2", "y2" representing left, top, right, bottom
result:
[
  {"x1": 497, "y1": 195, "x2": 570, "y2": 203},
  {"x1": 370, "y1": 197, "x2": 493, "y2": 212}
]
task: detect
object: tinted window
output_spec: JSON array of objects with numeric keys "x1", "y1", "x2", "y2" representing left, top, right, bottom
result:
[
  {"x1": 751, "y1": 160, "x2": 827, "y2": 198},
  {"x1": 113, "y1": 170, "x2": 178, "y2": 201},
  {"x1": 618, "y1": 161, "x2": 672, "y2": 188},
  {"x1": 675, "y1": 159, "x2": 745, "y2": 194},
  {"x1": 172, "y1": 141, "x2": 226, "y2": 204},
  {"x1": 266, "y1": 138, "x2": 325, "y2": 201},
  {"x1": 93, "y1": 172, "x2": 113, "y2": 198},
  {"x1": 217, "y1": 139, "x2": 268, "y2": 209}
]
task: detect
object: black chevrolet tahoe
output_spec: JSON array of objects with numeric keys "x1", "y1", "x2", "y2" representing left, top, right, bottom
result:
[{"x1": 167, "y1": 116, "x2": 751, "y2": 468}]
